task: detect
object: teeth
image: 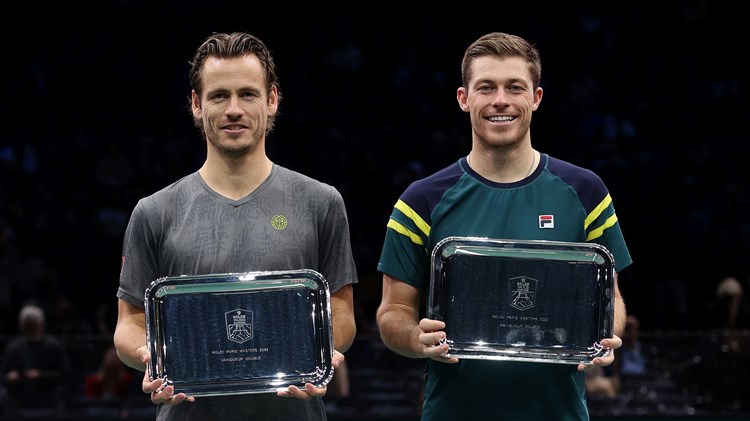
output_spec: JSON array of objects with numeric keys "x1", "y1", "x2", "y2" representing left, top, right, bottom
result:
[{"x1": 489, "y1": 116, "x2": 513, "y2": 122}]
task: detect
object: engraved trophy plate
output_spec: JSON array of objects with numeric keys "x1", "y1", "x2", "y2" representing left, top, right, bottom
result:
[
  {"x1": 145, "y1": 269, "x2": 334, "y2": 396},
  {"x1": 428, "y1": 237, "x2": 615, "y2": 365}
]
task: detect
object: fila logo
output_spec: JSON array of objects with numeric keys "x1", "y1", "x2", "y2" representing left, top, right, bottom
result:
[{"x1": 539, "y1": 215, "x2": 554, "y2": 229}]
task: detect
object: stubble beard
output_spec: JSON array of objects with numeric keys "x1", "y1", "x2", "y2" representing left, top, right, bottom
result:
[
  {"x1": 477, "y1": 123, "x2": 529, "y2": 150},
  {"x1": 206, "y1": 132, "x2": 258, "y2": 158}
]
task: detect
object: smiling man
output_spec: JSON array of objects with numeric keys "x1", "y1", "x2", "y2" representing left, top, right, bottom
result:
[
  {"x1": 113, "y1": 32, "x2": 357, "y2": 421},
  {"x1": 375, "y1": 31, "x2": 632, "y2": 421}
]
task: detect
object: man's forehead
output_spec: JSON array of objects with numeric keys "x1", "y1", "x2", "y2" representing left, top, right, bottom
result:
[
  {"x1": 201, "y1": 55, "x2": 265, "y2": 90},
  {"x1": 470, "y1": 56, "x2": 531, "y2": 84}
]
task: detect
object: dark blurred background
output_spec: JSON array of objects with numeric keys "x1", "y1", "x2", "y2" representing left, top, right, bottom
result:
[{"x1": 1, "y1": 1, "x2": 749, "y2": 419}]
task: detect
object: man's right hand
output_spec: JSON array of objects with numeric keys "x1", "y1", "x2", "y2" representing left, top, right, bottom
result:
[
  {"x1": 139, "y1": 346, "x2": 195, "y2": 405},
  {"x1": 419, "y1": 318, "x2": 459, "y2": 363}
]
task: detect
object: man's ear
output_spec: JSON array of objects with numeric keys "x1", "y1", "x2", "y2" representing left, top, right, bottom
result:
[
  {"x1": 267, "y1": 85, "x2": 279, "y2": 116},
  {"x1": 457, "y1": 87, "x2": 470, "y2": 112},
  {"x1": 191, "y1": 90, "x2": 202, "y2": 119},
  {"x1": 531, "y1": 86, "x2": 543, "y2": 111}
]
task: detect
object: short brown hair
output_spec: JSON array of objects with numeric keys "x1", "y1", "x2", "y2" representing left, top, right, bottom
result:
[{"x1": 461, "y1": 32, "x2": 542, "y2": 90}]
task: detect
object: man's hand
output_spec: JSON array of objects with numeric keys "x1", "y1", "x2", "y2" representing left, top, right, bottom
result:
[
  {"x1": 577, "y1": 335, "x2": 622, "y2": 371},
  {"x1": 138, "y1": 346, "x2": 195, "y2": 405},
  {"x1": 418, "y1": 318, "x2": 459, "y2": 364},
  {"x1": 277, "y1": 350, "x2": 346, "y2": 399}
]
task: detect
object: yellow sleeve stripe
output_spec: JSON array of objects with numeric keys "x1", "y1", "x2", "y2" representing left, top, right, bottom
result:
[
  {"x1": 584, "y1": 194, "x2": 612, "y2": 230},
  {"x1": 394, "y1": 199, "x2": 431, "y2": 237},
  {"x1": 586, "y1": 214, "x2": 618, "y2": 241},
  {"x1": 387, "y1": 219, "x2": 424, "y2": 246}
]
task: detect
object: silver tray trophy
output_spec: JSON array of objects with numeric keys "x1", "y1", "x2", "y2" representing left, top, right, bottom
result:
[
  {"x1": 144, "y1": 269, "x2": 334, "y2": 397},
  {"x1": 428, "y1": 237, "x2": 615, "y2": 365}
]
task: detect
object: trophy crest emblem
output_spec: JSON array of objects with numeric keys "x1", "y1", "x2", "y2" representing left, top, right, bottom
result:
[
  {"x1": 510, "y1": 276, "x2": 537, "y2": 311},
  {"x1": 226, "y1": 309, "x2": 254, "y2": 344}
]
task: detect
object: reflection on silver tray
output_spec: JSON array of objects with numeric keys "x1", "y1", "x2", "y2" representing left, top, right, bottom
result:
[
  {"x1": 428, "y1": 237, "x2": 615, "y2": 365},
  {"x1": 145, "y1": 269, "x2": 334, "y2": 396}
]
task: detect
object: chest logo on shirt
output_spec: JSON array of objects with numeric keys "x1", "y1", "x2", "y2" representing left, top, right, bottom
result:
[
  {"x1": 538, "y1": 214, "x2": 554, "y2": 229},
  {"x1": 510, "y1": 276, "x2": 537, "y2": 311},
  {"x1": 271, "y1": 215, "x2": 288, "y2": 230},
  {"x1": 225, "y1": 309, "x2": 254, "y2": 344}
]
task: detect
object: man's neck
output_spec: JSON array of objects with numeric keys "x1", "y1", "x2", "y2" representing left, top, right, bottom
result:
[{"x1": 198, "y1": 153, "x2": 274, "y2": 200}]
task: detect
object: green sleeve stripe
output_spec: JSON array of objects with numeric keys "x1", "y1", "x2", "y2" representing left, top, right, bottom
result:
[
  {"x1": 586, "y1": 214, "x2": 618, "y2": 241},
  {"x1": 387, "y1": 218, "x2": 424, "y2": 246},
  {"x1": 394, "y1": 199, "x2": 431, "y2": 237},
  {"x1": 585, "y1": 194, "x2": 612, "y2": 230}
]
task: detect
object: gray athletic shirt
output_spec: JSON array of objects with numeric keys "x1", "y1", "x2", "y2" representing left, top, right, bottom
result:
[{"x1": 116, "y1": 165, "x2": 357, "y2": 421}]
